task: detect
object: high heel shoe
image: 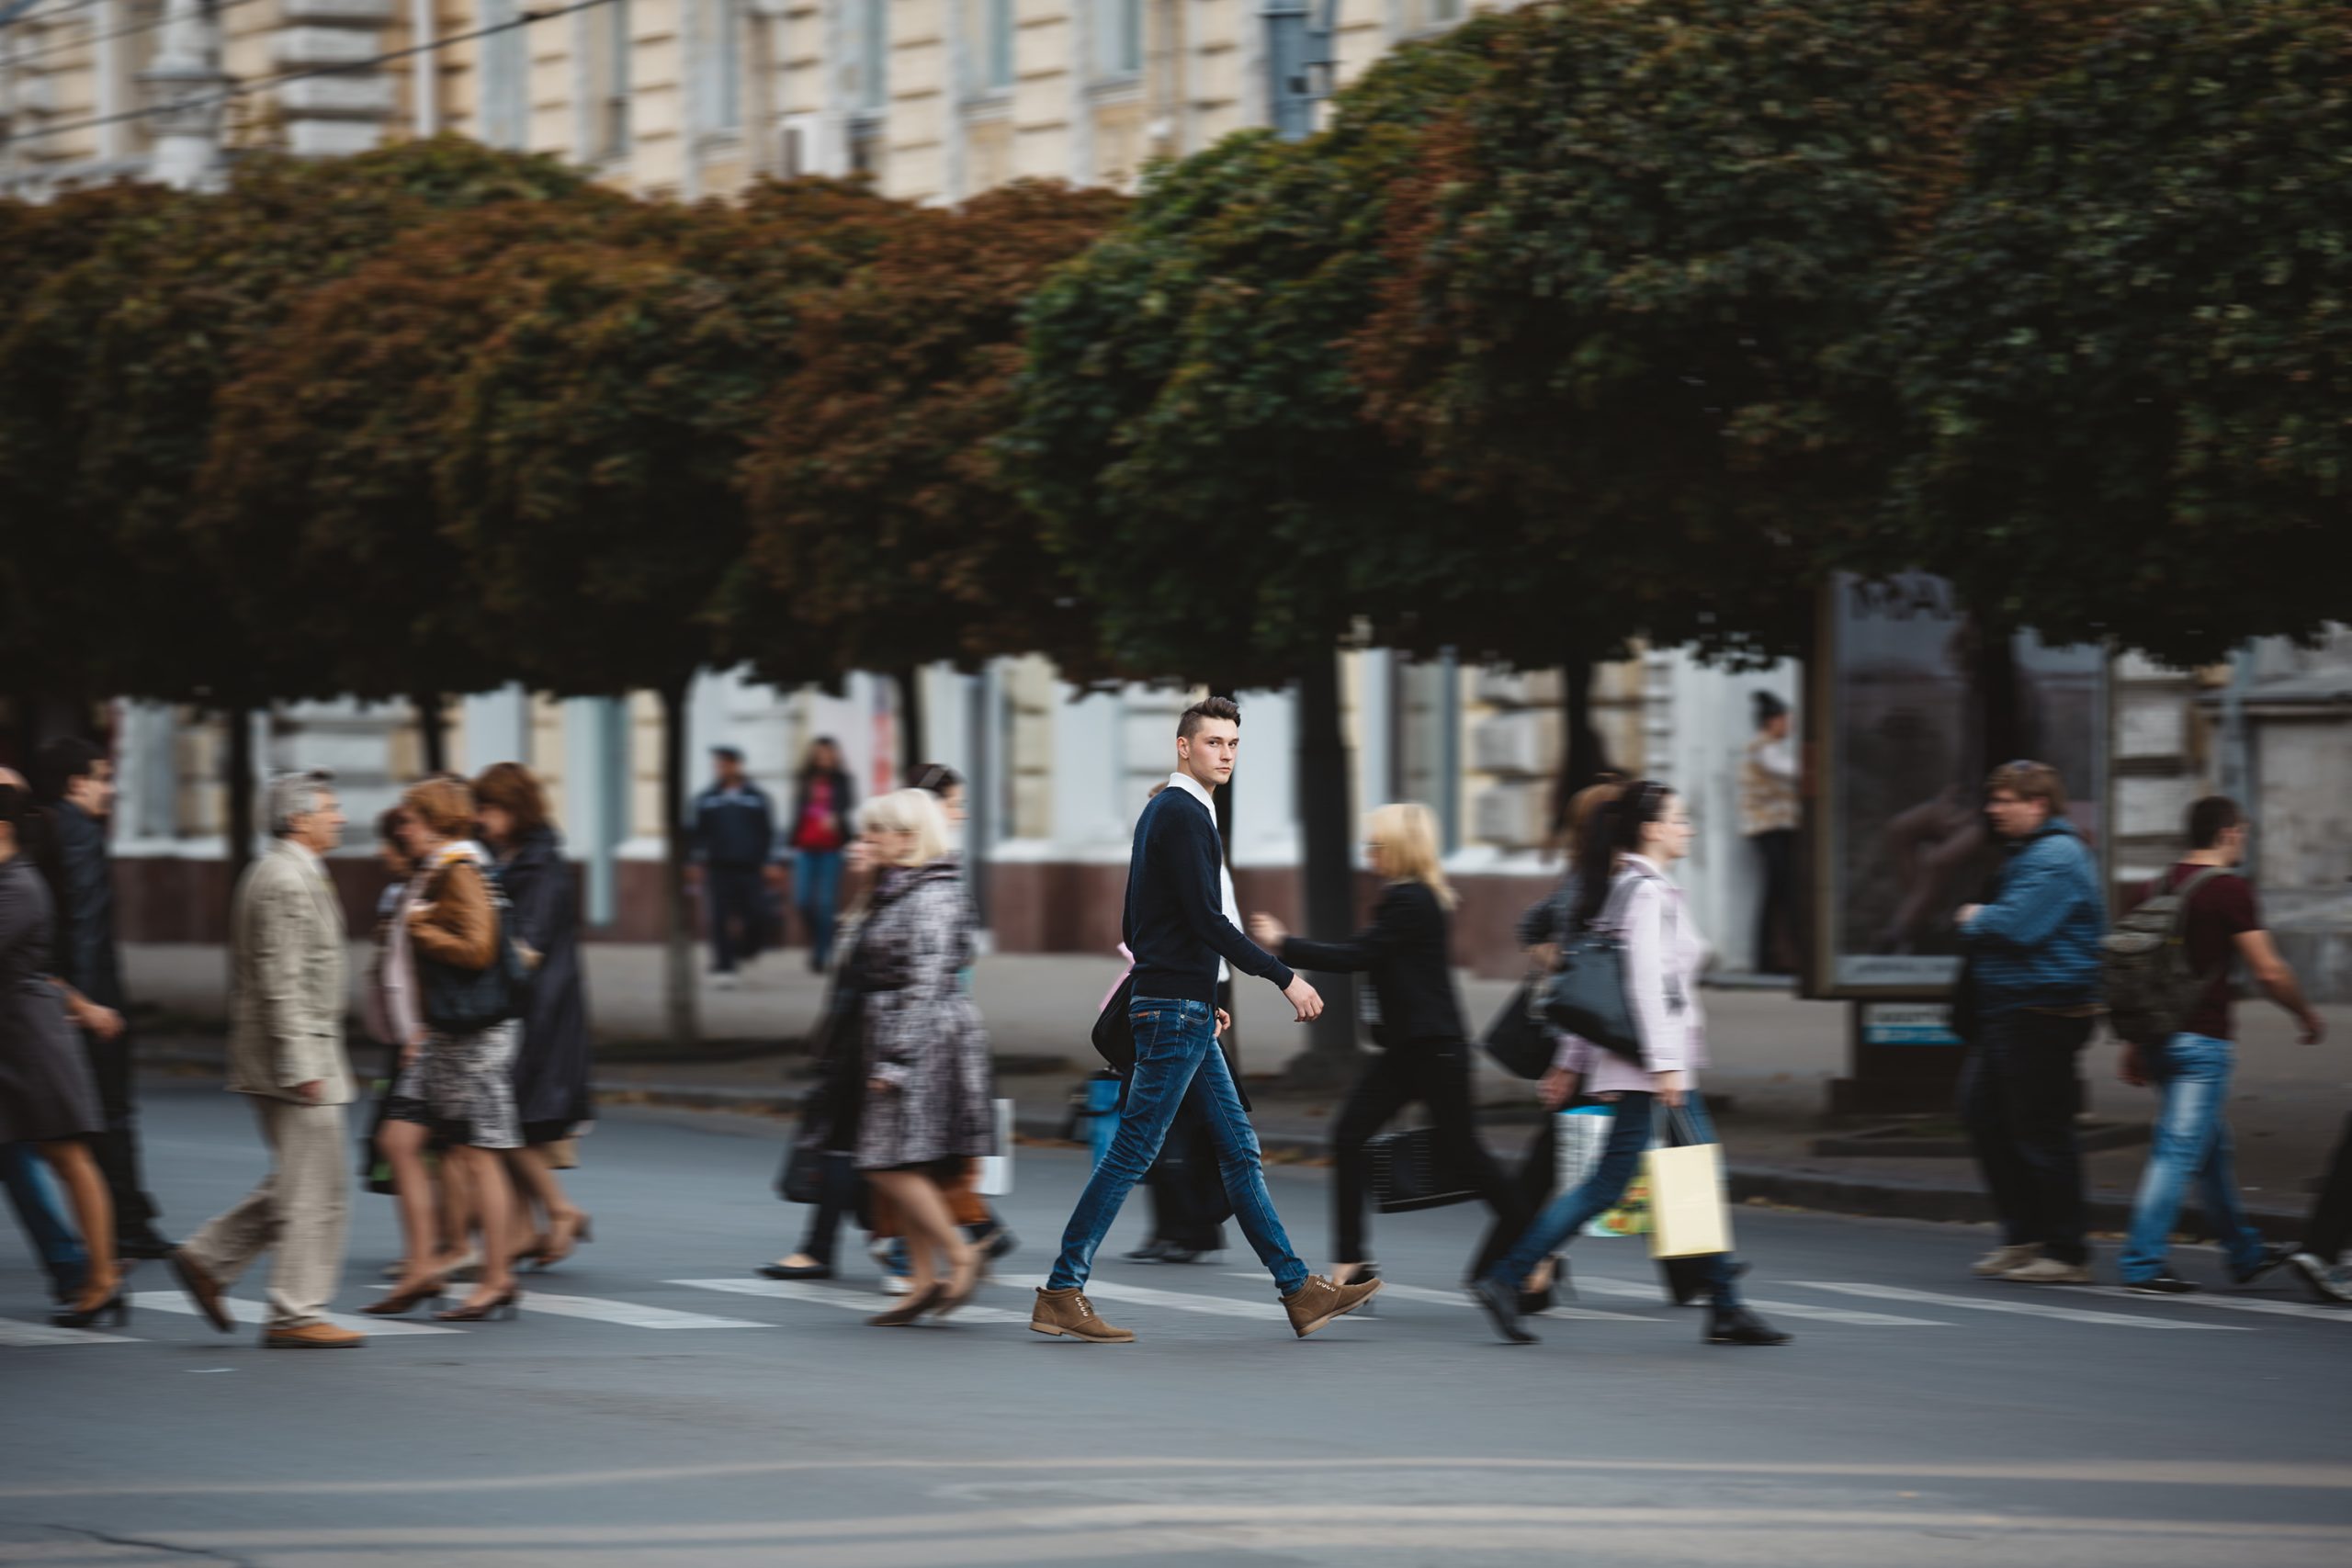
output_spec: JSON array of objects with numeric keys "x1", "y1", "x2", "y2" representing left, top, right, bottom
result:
[
  {"x1": 933, "y1": 1256, "x2": 984, "y2": 1319},
  {"x1": 361, "y1": 1277, "x2": 448, "y2": 1316},
  {"x1": 866, "y1": 1284, "x2": 945, "y2": 1326},
  {"x1": 434, "y1": 1288, "x2": 523, "y2": 1323},
  {"x1": 534, "y1": 1213, "x2": 593, "y2": 1270},
  {"x1": 51, "y1": 1285, "x2": 129, "y2": 1330}
]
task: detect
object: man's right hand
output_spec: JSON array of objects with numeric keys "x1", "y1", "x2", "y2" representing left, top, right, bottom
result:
[
  {"x1": 1282, "y1": 975, "x2": 1323, "y2": 1023},
  {"x1": 291, "y1": 1080, "x2": 323, "y2": 1106}
]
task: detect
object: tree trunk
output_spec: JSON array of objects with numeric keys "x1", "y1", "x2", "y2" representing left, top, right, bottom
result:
[
  {"x1": 1563, "y1": 655, "x2": 1609, "y2": 789},
  {"x1": 1283, "y1": 650, "x2": 1361, "y2": 1088},
  {"x1": 1973, "y1": 626, "x2": 2022, "y2": 775},
  {"x1": 414, "y1": 691, "x2": 448, "y2": 776},
  {"x1": 658, "y1": 679, "x2": 701, "y2": 1046},
  {"x1": 223, "y1": 705, "x2": 258, "y2": 924},
  {"x1": 891, "y1": 665, "x2": 924, "y2": 780}
]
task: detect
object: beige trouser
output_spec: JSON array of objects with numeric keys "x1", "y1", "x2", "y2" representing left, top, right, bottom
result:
[{"x1": 182, "y1": 1098, "x2": 350, "y2": 1328}]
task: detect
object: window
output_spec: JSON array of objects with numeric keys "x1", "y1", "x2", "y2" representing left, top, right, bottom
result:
[
  {"x1": 1092, "y1": 0, "x2": 1139, "y2": 80},
  {"x1": 853, "y1": 0, "x2": 888, "y2": 113},
  {"x1": 699, "y1": 0, "x2": 744, "y2": 131},
  {"x1": 965, "y1": 0, "x2": 1013, "y2": 96},
  {"x1": 480, "y1": 0, "x2": 529, "y2": 149},
  {"x1": 587, "y1": 0, "x2": 632, "y2": 159}
]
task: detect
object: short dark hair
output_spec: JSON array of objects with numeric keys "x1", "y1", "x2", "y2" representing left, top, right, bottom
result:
[
  {"x1": 1178, "y1": 696, "x2": 1241, "y2": 741},
  {"x1": 908, "y1": 761, "x2": 963, "y2": 796},
  {"x1": 2187, "y1": 795, "x2": 2244, "y2": 851},
  {"x1": 34, "y1": 736, "x2": 107, "y2": 804},
  {"x1": 1984, "y1": 759, "x2": 2067, "y2": 815}
]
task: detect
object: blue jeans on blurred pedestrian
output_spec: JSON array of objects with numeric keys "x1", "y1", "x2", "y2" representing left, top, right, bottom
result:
[
  {"x1": 2120, "y1": 1032, "x2": 2267, "y2": 1283},
  {"x1": 797, "y1": 851, "x2": 843, "y2": 970},
  {"x1": 1484, "y1": 1089, "x2": 1744, "y2": 1308},
  {"x1": 1048, "y1": 997, "x2": 1307, "y2": 1296},
  {"x1": 2, "y1": 1142, "x2": 88, "y2": 1299}
]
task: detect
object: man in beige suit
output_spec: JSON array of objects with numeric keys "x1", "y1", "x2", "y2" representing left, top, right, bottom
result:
[{"x1": 168, "y1": 771, "x2": 362, "y2": 1348}]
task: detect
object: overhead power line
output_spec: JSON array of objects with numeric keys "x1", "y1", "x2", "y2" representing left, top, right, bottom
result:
[
  {"x1": 3, "y1": 0, "x2": 272, "y2": 74},
  {"x1": 5, "y1": 0, "x2": 618, "y2": 147}
]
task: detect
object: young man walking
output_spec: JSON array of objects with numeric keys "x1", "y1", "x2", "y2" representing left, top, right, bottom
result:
[
  {"x1": 2116, "y1": 796, "x2": 2322, "y2": 1292},
  {"x1": 1033, "y1": 697, "x2": 1382, "y2": 1341},
  {"x1": 1956, "y1": 761, "x2": 2107, "y2": 1285}
]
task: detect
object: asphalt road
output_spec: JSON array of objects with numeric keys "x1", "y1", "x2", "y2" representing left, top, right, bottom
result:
[{"x1": 3, "y1": 1077, "x2": 2348, "y2": 1567}]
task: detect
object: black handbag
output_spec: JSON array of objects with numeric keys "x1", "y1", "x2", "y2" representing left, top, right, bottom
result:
[
  {"x1": 1480, "y1": 981, "x2": 1552, "y2": 1079},
  {"x1": 776, "y1": 1127, "x2": 827, "y2": 1205},
  {"x1": 418, "y1": 876, "x2": 532, "y2": 1034},
  {"x1": 1367, "y1": 1125, "x2": 1480, "y2": 1213},
  {"x1": 1091, "y1": 974, "x2": 1136, "y2": 1072},
  {"x1": 1533, "y1": 874, "x2": 1664, "y2": 1064}
]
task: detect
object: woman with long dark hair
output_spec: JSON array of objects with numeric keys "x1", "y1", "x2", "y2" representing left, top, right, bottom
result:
[
  {"x1": 1468, "y1": 780, "x2": 1788, "y2": 1348},
  {"x1": 474, "y1": 762, "x2": 594, "y2": 1270},
  {"x1": 1251, "y1": 803, "x2": 1524, "y2": 1290},
  {"x1": 789, "y1": 739, "x2": 856, "y2": 972},
  {"x1": 0, "y1": 783, "x2": 124, "y2": 1328}
]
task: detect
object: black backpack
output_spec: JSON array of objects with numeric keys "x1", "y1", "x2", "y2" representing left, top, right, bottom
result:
[{"x1": 2100, "y1": 865, "x2": 2229, "y2": 1045}]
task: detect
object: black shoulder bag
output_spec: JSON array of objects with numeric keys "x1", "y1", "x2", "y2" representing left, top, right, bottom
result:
[{"x1": 1533, "y1": 874, "x2": 1660, "y2": 1064}]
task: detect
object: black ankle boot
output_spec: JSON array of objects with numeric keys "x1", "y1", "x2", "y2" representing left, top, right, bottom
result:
[{"x1": 1705, "y1": 1305, "x2": 1791, "y2": 1346}]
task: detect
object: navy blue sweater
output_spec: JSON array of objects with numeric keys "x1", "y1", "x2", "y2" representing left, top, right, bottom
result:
[{"x1": 1122, "y1": 787, "x2": 1293, "y2": 1008}]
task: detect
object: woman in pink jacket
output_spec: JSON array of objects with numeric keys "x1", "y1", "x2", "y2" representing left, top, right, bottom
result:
[{"x1": 1469, "y1": 779, "x2": 1788, "y2": 1348}]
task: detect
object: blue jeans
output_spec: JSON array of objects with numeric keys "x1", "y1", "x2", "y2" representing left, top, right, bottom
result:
[
  {"x1": 2, "y1": 1142, "x2": 88, "y2": 1297},
  {"x1": 1048, "y1": 997, "x2": 1307, "y2": 1296},
  {"x1": 2120, "y1": 1033, "x2": 2267, "y2": 1282},
  {"x1": 1484, "y1": 1089, "x2": 1744, "y2": 1308},
  {"x1": 797, "y1": 851, "x2": 844, "y2": 969}
]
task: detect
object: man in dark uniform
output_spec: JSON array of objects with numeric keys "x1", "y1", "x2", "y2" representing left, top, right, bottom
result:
[{"x1": 690, "y1": 746, "x2": 777, "y2": 987}]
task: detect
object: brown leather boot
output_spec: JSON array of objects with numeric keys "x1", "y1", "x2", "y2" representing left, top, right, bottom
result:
[
  {"x1": 1283, "y1": 1273, "x2": 1384, "y2": 1338},
  {"x1": 263, "y1": 1322, "x2": 367, "y2": 1348},
  {"x1": 1030, "y1": 1287, "x2": 1135, "y2": 1342}
]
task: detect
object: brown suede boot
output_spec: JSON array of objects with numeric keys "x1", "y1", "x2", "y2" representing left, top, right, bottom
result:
[
  {"x1": 1030, "y1": 1287, "x2": 1135, "y2": 1342},
  {"x1": 1283, "y1": 1274, "x2": 1384, "y2": 1338}
]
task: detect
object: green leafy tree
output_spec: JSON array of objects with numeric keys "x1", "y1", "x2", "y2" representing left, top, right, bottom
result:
[
  {"x1": 741, "y1": 180, "x2": 1128, "y2": 757},
  {"x1": 1013, "y1": 20, "x2": 1507, "y2": 1077},
  {"x1": 1883, "y1": 0, "x2": 2352, "y2": 666},
  {"x1": 438, "y1": 179, "x2": 908, "y2": 1043}
]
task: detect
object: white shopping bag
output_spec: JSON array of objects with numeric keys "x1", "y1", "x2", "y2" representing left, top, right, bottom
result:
[
  {"x1": 976, "y1": 1099, "x2": 1015, "y2": 1196},
  {"x1": 1645, "y1": 1137, "x2": 1732, "y2": 1259},
  {"x1": 1553, "y1": 1105, "x2": 1611, "y2": 1196}
]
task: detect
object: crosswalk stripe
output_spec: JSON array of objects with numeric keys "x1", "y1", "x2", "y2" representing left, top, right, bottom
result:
[
  {"x1": 1218, "y1": 1271, "x2": 1657, "y2": 1323},
  {"x1": 1572, "y1": 1276, "x2": 1951, "y2": 1326},
  {"x1": 518, "y1": 1292, "x2": 768, "y2": 1329},
  {"x1": 1790, "y1": 1280, "x2": 2252, "y2": 1331},
  {"x1": 0, "y1": 1318, "x2": 141, "y2": 1347},
  {"x1": 2084, "y1": 1287, "x2": 2352, "y2": 1325},
  {"x1": 1044, "y1": 1280, "x2": 1270, "y2": 1320},
  {"x1": 673, "y1": 1277, "x2": 1028, "y2": 1325},
  {"x1": 132, "y1": 1292, "x2": 462, "y2": 1336}
]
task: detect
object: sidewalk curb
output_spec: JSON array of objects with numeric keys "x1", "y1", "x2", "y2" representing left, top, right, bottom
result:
[{"x1": 143, "y1": 1047, "x2": 2308, "y2": 1242}]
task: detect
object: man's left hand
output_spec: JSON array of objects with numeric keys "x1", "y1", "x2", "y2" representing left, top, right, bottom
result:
[{"x1": 1955, "y1": 904, "x2": 1984, "y2": 927}]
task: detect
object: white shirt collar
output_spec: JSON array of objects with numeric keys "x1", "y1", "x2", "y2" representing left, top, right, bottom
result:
[{"x1": 1165, "y1": 771, "x2": 1217, "y2": 818}]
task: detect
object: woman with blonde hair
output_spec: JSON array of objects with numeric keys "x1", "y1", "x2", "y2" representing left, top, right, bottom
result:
[
  {"x1": 847, "y1": 788, "x2": 996, "y2": 1325},
  {"x1": 1250, "y1": 802, "x2": 1525, "y2": 1288}
]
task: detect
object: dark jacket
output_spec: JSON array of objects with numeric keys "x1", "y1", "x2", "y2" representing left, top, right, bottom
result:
[
  {"x1": 1515, "y1": 870, "x2": 1584, "y2": 951},
  {"x1": 1962, "y1": 817, "x2": 2106, "y2": 1016},
  {"x1": 49, "y1": 799, "x2": 123, "y2": 1009},
  {"x1": 1282, "y1": 880, "x2": 1466, "y2": 1048},
  {"x1": 692, "y1": 780, "x2": 777, "y2": 868},
  {"x1": 786, "y1": 767, "x2": 855, "y2": 855},
  {"x1": 1123, "y1": 785, "x2": 1292, "y2": 1009},
  {"x1": 492, "y1": 828, "x2": 593, "y2": 1132}
]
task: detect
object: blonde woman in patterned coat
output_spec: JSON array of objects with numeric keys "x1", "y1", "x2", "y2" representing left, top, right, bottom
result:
[{"x1": 852, "y1": 788, "x2": 996, "y2": 1326}]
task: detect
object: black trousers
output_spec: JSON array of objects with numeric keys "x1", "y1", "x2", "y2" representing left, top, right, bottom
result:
[
  {"x1": 796, "y1": 1151, "x2": 865, "y2": 1269},
  {"x1": 83, "y1": 1021, "x2": 160, "y2": 1238},
  {"x1": 2303, "y1": 1111, "x2": 2352, "y2": 1262},
  {"x1": 1750, "y1": 828, "x2": 1796, "y2": 975},
  {"x1": 706, "y1": 864, "x2": 766, "y2": 974},
  {"x1": 1961, "y1": 1010, "x2": 2094, "y2": 1264},
  {"x1": 1332, "y1": 1042, "x2": 1526, "y2": 1266},
  {"x1": 1144, "y1": 1083, "x2": 1229, "y2": 1252}
]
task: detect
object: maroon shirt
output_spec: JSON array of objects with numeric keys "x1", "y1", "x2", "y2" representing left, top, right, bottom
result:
[{"x1": 2132, "y1": 863, "x2": 2261, "y2": 1041}]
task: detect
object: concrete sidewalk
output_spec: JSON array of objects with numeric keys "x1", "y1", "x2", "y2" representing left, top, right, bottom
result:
[{"x1": 125, "y1": 941, "x2": 2352, "y2": 1237}]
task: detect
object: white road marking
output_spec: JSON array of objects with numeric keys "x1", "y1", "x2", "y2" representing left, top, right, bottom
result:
[
  {"x1": 1570, "y1": 1275, "x2": 1952, "y2": 1325},
  {"x1": 1039, "y1": 1279, "x2": 1270, "y2": 1319},
  {"x1": 132, "y1": 1292, "x2": 462, "y2": 1335},
  {"x1": 0, "y1": 1318, "x2": 141, "y2": 1347},
  {"x1": 1790, "y1": 1280, "x2": 2251, "y2": 1330},
  {"x1": 516, "y1": 1292, "x2": 768, "y2": 1329},
  {"x1": 673, "y1": 1277, "x2": 1027, "y2": 1325},
  {"x1": 2085, "y1": 1287, "x2": 2352, "y2": 1325},
  {"x1": 1220, "y1": 1271, "x2": 1657, "y2": 1323}
]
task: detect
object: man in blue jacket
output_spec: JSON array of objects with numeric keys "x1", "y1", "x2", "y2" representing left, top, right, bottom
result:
[
  {"x1": 689, "y1": 746, "x2": 777, "y2": 987},
  {"x1": 1032, "y1": 697, "x2": 1382, "y2": 1341},
  {"x1": 1956, "y1": 760, "x2": 2108, "y2": 1285}
]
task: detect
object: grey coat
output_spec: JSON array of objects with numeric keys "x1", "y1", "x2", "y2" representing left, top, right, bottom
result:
[{"x1": 854, "y1": 860, "x2": 995, "y2": 1171}]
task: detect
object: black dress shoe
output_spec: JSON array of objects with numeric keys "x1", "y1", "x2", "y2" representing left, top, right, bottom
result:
[
  {"x1": 2122, "y1": 1272, "x2": 2199, "y2": 1294},
  {"x1": 1469, "y1": 1276, "x2": 1538, "y2": 1344},
  {"x1": 758, "y1": 1260, "x2": 834, "y2": 1280},
  {"x1": 1705, "y1": 1306, "x2": 1791, "y2": 1346},
  {"x1": 1122, "y1": 1240, "x2": 1173, "y2": 1264},
  {"x1": 116, "y1": 1230, "x2": 173, "y2": 1262},
  {"x1": 2232, "y1": 1244, "x2": 2293, "y2": 1286}
]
